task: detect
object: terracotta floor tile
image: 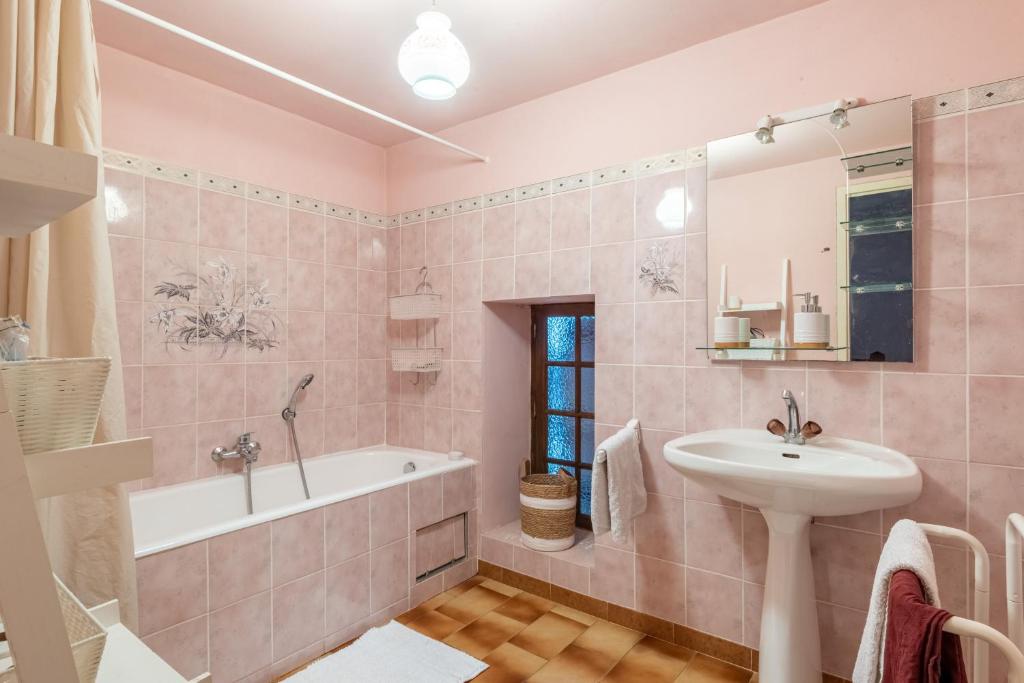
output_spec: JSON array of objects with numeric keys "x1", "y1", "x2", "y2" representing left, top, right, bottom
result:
[
  {"x1": 437, "y1": 585, "x2": 514, "y2": 623},
  {"x1": 481, "y1": 579, "x2": 521, "y2": 597},
  {"x1": 443, "y1": 612, "x2": 527, "y2": 659},
  {"x1": 573, "y1": 619, "x2": 644, "y2": 661},
  {"x1": 509, "y1": 611, "x2": 589, "y2": 660},
  {"x1": 603, "y1": 636, "x2": 695, "y2": 682},
  {"x1": 406, "y1": 609, "x2": 464, "y2": 641},
  {"x1": 551, "y1": 603, "x2": 598, "y2": 626},
  {"x1": 527, "y1": 643, "x2": 617, "y2": 683},
  {"x1": 675, "y1": 654, "x2": 753, "y2": 682},
  {"x1": 494, "y1": 591, "x2": 555, "y2": 625},
  {"x1": 475, "y1": 642, "x2": 548, "y2": 682}
]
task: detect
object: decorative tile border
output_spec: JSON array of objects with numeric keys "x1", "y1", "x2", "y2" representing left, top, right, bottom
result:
[
  {"x1": 453, "y1": 196, "x2": 483, "y2": 213},
  {"x1": 245, "y1": 182, "x2": 287, "y2": 206},
  {"x1": 476, "y1": 560, "x2": 851, "y2": 683},
  {"x1": 637, "y1": 150, "x2": 686, "y2": 177},
  {"x1": 198, "y1": 171, "x2": 245, "y2": 196},
  {"x1": 289, "y1": 194, "x2": 324, "y2": 214},
  {"x1": 592, "y1": 162, "x2": 635, "y2": 186},
  {"x1": 142, "y1": 158, "x2": 197, "y2": 186},
  {"x1": 483, "y1": 188, "x2": 515, "y2": 207},
  {"x1": 515, "y1": 180, "x2": 551, "y2": 200},
  {"x1": 552, "y1": 172, "x2": 590, "y2": 194},
  {"x1": 401, "y1": 209, "x2": 425, "y2": 224},
  {"x1": 912, "y1": 90, "x2": 966, "y2": 120},
  {"x1": 358, "y1": 210, "x2": 386, "y2": 227},
  {"x1": 103, "y1": 150, "x2": 144, "y2": 173},
  {"x1": 327, "y1": 203, "x2": 357, "y2": 221},
  {"x1": 425, "y1": 203, "x2": 452, "y2": 219},
  {"x1": 968, "y1": 75, "x2": 1024, "y2": 110}
]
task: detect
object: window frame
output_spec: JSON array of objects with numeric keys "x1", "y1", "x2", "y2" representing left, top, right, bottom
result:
[{"x1": 530, "y1": 302, "x2": 595, "y2": 530}]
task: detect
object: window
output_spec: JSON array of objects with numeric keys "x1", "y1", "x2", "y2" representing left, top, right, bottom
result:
[{"x1": 531, "y1": 303, "x2": 595, "y2": 529}]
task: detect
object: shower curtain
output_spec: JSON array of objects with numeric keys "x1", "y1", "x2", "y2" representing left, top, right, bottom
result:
[{"x1": 0, "y1": 0, "x2": 137, "y2": 629}]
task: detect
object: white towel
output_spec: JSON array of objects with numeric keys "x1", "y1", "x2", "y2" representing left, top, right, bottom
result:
[
  {"x1": 591, "y1": 418, "x2": 646, "y2": 544},
  {"x1": 852, "y1": 519, "x2": 941, "y2": 683}
]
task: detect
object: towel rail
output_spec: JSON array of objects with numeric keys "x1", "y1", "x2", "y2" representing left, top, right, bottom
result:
[{"x1": 918, "y1": 521, "x2": 1024, "y2": 682}]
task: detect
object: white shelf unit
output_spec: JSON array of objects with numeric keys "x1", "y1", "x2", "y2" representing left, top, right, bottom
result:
[
  {"x1": 716, "y1": 301, "x2": 783, "y2": 314},
  {"x1": 712, "y1": 258, "x2": 791, "y2": 361},
  {"x1": 0, "y1": 139, "x2": 200, "y2": 682}
]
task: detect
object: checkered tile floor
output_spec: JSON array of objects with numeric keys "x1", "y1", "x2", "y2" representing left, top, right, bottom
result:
[{"x1": 394, "y1": 575, "x2": 756, "y2": 682}]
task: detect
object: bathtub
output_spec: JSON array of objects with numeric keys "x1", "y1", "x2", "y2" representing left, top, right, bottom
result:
[
  {"x1": 132, "y1": 445, "x2": 479, "y2": 679},
  {"x1": 131, "y1": 445, "x2": 475, "y2": 557}
]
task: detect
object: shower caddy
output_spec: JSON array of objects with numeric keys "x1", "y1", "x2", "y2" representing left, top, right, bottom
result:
[
  {"x1": 389, "y1": 266, "x2": 444, "y2": 385},
  {"x1": 0, "y1": 134, "x2": 207, "y2": 682}
]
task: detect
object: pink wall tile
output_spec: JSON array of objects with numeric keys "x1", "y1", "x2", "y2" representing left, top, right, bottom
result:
[
  {"x1": 289, "y1": 311, "x2": 326, "y2": 361},
  {"x1": 684, "y1": 367, "x2": 740, "y2": 434},
  {"x1": 287, "y1": 260, "x2": 324, "y2": 312},
  {"x1": 685, "y1": 568, "x2": 742, "y2": 642},
  {"x1": 325, "y1": 495, "x2": 370, "y2": 566},
  {"x1": 326, "y1": 554, "x2": 371, "y2": 633},
  {"x1": 968, "y1": 463, "x2": 1024, "y2": 551},
  {"x1": 143, "y1": 364, "x2": 196, "y2": 427},
  {"x1": 442, "y1": 466, "x2": 476, "y2": 518},
  {"x1": 514, "y1": 197, "x2": 551, "y2": 254},
  {"x1": 637, "y1": 428, "x2": 685, "y2": 498},
  {"x1": 145, "y1": 179, "x2": 198, "y2": 244},
  {"x1": 143, "y1": 615, "x2": 208, "y2": 681},
  {"x1": 591, "y1": 544, "x2": 635, "y2": 608},
  {"x1": 806, "y1": 370, "x2": 881, "y2": 443},
  {"x1": 325, "y1": 314, "x2": 358, "y2": 360},
  {"x1": 481, "y1": 257, "x2": 515, "y2": 301},
  {"x1": 196, "y1": 363, "x2": 244, "y2": 422},
  {"x1": 144, "y1": 239, "x2": 196, "y2": 303},
  {"x1": 550, "y1": 557, "x2": 590, "y2": 594},
  {"x1": 634, "y1": 301, "x2": 684, "y2": 365},
  {"x1": 481, "y1": 205, "x2": 515, "y2": 258},
  {"x1": 137, "y1": 541, "x2": 207, "y2": 636},
  {"x1": 209, "y1": 592, "x2": 272, "y2": 682},
  {"x1": 410, "y1": 476, "x2": 443, "y2": 530},
  {"x1": 883, "y1": 456, "x2": 967, "y2": 530},
  {"x1": 358, "y1": 225, "x2": 387, "y2": 271},
  {"x1": 636, "y1": 493, "x2": 685, "y2": 564},
  {"x1": 595, "y1": 364, "x2": 634, "y2": 425},
  {"x1": 914, "y1": 114, "x2": 965, "y2": 205},
  {"x1": 740, "y1": 367, "x2": 806, "y2": 430},
  {"x1": 685, "y1": 166, "x2": 707, "y2": 233},
  {"x1": 324, "y1": 266, "x2": 357, "y2": 313},
  {"x1": 357, "y1": 269, "x2": 386, "y2": 315},
  {"x1": 969, "y1": 194, "x2": 1024, "y2": 286},
  {"x1": 452, "y1": 311, "x2": 482, "y2": 361},
  {"x1": 244, "y1": 414, "x2": 288, "y2": 468},
  {"x1": 636, "y1": 237, "x2": 683, "y2": 303},
  {"x1": 635, "y1": 365, "x2": 686, "y2": 432},
  {"x1": 636, "y1": 555, "x2": 686, "y2": 624},
  {"x1": 358, "y1": 359, "x2": 386, "y2": 403},
  {"x1": 105, "y1": 167, "x2": 144, "y2": 237},
  {"x1": 514, "y1": 252, "x2": 551, "y2": 298},
  {"x1": 912, "y1": 288, "x2": 966, "y2": 374},
  {"x1": 325, "y1": 406, "x2": 359, "y2": 451},
  {"x1": 683, "y1": 301, "x2": 709, "y2": 367},
  {"x1": 914, "y1": 201, "x2": 965, "y2": 289},
  {"x1": 357, "y1": 403, "x2": 386, "y2": 446},
  {"x1": 590, "y1": 243, "x2": 635, "y2": 304},
  {"x1": 550, "y1": 248, "x2": 590, "y2": 295},
  {"x1": 685, "y1": 501, "x2": 742, "y2": 577},
  {"x1": 480, "y1": 537, "x2": 514, "y2": 568},
  {"x1": 370, "y1": 538, "x2": 410, "y2": 611},
  {"x1": 452, "y1": 261, "x2": 482, "y2": 311},
  {"x1": 398, "y1": 403, "x2": 424, "y2": 448},
  {"x1": 370, "y1": 483, "x2": 409, "y2": 549},
  {"x1": 809, "y1": 524, "x2": 880, "y2": 611},
  {"x1": 245, "y1": 362, "x2": 287, "y2": 417},
  {"x1": 817, "y1": 602, "x2": 866, "y2": 679},
  {"x1": 110, "y1": 235, "x2": 144, "y2": 301},
  {"x1": 513, "y1": 545, "x2": 551, "y2": 581},
  {"x1": 595, "y1": 303, "x2": 633, "y2": 364},
  {"x1": 967, "y1": 101, "x2": 1024, "y2": 198},
  {"x1": 272, "y1": 571, "x2": 325, "y2": 660},
  {"x1": 273, "y1": 508, "x2": 325, "y2": 586},
  {"x1": 882, "y1": 372, "x2": 966, "y2": 460},
  {"x1": 452, "y1": 211, "x2": 482, "y2": 262},
  {"x1": 452, "y1": 361, "x2": 482, "y2": 411},
  {"x1": 209, "y1": 523, "x2": 271, "y2": 610},
  {"x1": 969, "y1": 285, "x2": 1024, "y2": 375},
  {"x1": 452, "y1": 409, "x2": 482, "y2": 459},
  {"x1": 325, "y1": 218, "x2": 357, "y2": 267},
  {"x1": 117, "y1": 301, "x2": 143, "y2": 365},
  {"x1": 551, "y1": 190, "x2": 590, "y2": 250},
  {"x1": 324, "y1": 360, "x2": 357, "y2": 408},
  {"x1": 591, "y1": 180, "x2": 635, "y2": 245},
  {"x1": 970, "y1": 375, "x2": 1024, "y2": 466},
  {"x1": 636, "y1": 170, "x2": 685, "y2": 239},
  {"x1": 123, "y1": 365, "x2": 142, "y2": 431},
  {"x1": 423, "y1": 406, "x2": 453, "y2": 452},
  {"x1": 425, "y1": 217, "x2": 453, "y2": 266},
  {"x1": 743, "y1": 582, "x2": 764, "y2": 648},
  {"x1": 742, "y1": 510, "x2": 769, "y2": 585},
  {"x1": 199, "y1": 189, "x2": 245, "y2": 252},
  {"x1": 684, "y1": 233, "x2": 707, "y2": 299},
  {"x1": 247, "y1": 201, "x2": 287, "y2": 257},
  {"x1": 400, "y1": 223, "x2": 426, "y2": 269}
]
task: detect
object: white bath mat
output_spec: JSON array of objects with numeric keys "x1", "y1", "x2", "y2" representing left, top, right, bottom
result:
[{"x1": 284, "y1": 620, "x2": 488, "y2": 682}]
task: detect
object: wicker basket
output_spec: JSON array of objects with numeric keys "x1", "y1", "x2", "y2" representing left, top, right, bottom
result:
[
  {"x1": 391, "y1": 347, "x2": 443, "y2": 372},
  {"x1": 389, "y1": 293, "x2": 443, "y2": 320},
  {"x1": 0, "y1": 575, "x2": 107, "y2": 683},
  {"x1": 0, "y1": 357, "x2": 110, "y2": 455},
  {"x1": 520, "y1": 473, "x2": 578, "y2": 552}
]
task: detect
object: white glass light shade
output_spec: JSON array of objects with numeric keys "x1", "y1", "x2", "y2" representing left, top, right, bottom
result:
[
  {"x1": 398, "y1": 10, "x2": 470, "y2": 101},
  {"x1": 655, "y1": 187, "x2": 687, "y2": 231}
]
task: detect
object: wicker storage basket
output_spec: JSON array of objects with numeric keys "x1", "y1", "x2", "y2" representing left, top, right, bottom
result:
[
  {"x1": 0, "y1": 575, "x2": 107, "y2": 683},
  {"x1": 389, "y1": 293, "x2": 443, "y2": 320},
  {"x1": 391, "y1": 347, "x2": 443, "y2": 372},
  {"x1": 0, "y1": 357, "x2": 110, "y2": 455},
  {"x1": 520, "y1": 473, "x2": 577, "y2": 552}
]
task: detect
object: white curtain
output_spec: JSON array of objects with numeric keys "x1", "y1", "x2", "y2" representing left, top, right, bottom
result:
[{"x1": 0, "y1": 0, "x2": 137, "y2": 630}]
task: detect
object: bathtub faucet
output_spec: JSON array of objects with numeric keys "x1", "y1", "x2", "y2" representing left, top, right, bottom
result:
[{"x1": 212, "y1": 432, "x2": 261, "y2": 514}]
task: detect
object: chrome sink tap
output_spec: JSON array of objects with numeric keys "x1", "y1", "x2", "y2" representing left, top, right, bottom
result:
[
  {"x1": 781, "y1": 390, "x2": 805, "y2": 445},
  {"x1": 212, "y1": 432, "x2": 262, "y2": 514}
]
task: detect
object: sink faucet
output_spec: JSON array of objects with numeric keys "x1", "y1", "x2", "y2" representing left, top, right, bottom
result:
[
  {"x1": 781, "y1": 390, "x2": 806, "y2": 445},
  {"x1": 212, "y1": 432, "x2": 261, "y2": 514}
]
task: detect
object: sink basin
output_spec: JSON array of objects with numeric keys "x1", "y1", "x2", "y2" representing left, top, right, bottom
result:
[
  {"x1": 663, "y1": 428, "x2": 921, "y2": 517},
  {"x1": 663, "y1": 428, "x2": 921, "y2": 683}
]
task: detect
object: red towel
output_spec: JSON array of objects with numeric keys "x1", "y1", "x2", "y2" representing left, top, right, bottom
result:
[{"x1": 883, "y1": 569, "x2": 967, "y2": 683}]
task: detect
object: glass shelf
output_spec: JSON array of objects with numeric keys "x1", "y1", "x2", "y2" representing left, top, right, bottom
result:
[
  {"x1": 840, "y1": 282, "x2": 912, "y2": 294},
  {"x1": 696, "y1": 346, "x2": 848, "y2": 352},
  {"x1": 841, "y1": 216, "x2": 912, "y2": 236}
]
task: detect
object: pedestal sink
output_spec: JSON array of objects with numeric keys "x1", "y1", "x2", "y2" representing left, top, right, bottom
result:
[{"x1": 663, "y1": 429, "x2": 921, "y2": 683}]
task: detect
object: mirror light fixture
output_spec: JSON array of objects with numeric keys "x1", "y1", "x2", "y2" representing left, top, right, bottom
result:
[
  {"x1": 829, "y1": 99, "x2": 851, "y2": 129},
  {"x1": 753, "y1": 98, "x2": 859, "y2": 143},
  {"x1": 398, "y1": 8, "x2": 470, "y2": 101},
  {"x1": 755, "y1": 115, "x2": 775, "y2": 144}
]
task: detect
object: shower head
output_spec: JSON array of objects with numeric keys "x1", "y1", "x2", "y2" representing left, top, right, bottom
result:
[{"x1": 283, "y1": 374, "x2": 315, "y2": 419}]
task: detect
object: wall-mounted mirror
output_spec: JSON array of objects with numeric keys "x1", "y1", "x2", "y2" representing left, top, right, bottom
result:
[{"x1": 703, "y1": 95, "x2": 913, "y2": 362}]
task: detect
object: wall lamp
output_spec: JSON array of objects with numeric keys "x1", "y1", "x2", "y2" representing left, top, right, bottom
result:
[{"x1": 754, "y1": 97, "x2": 859, "y2": 143}]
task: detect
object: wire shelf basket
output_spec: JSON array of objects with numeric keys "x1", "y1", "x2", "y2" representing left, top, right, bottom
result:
[
  {"x1": 388, "y1": 266, "x2": 444, "y2": 320},
  {"x1": 391, "y1": 347, "x2": 443, "y2": 373}
]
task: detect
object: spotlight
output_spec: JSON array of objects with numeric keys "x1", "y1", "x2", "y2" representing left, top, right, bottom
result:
[{"x1": 754, "y1": 115, "x2": 775, "y2": 144}]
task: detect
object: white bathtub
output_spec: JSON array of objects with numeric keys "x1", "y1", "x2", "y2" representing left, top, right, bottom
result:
[{"x1": 131, "y1": 445, "x2": 474, "y2": 557}]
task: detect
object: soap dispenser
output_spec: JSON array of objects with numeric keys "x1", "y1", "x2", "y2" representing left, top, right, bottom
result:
[{"x1": 793, "y1": 292, "x2": 830, "y2": 349}]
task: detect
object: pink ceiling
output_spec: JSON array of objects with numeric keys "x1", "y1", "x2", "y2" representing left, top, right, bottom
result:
[{"x1": 91, "y1": 0, "x2": 827, "y2": 147}]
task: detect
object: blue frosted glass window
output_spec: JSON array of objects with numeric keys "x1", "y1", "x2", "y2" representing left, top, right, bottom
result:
[
  {"x1": 547, "y1": 415, "x2": 576, "y2": 461},
  {"x1": 547, "y1": 316, "x2": 576, "y2": 361},
  {"x1": 547, "y1": 366, "x2": 575, "y2": 411},
  {"x1": 579, "y1": 469, "x2": 592, "y2": 516},
  {"x1": 581, "y1": 367, "x2": 594, "y2": 413},
  {"x1": 581, "y1": 418, "x2": 595, "y2": 464},
  {"x1": 581, "y1": 316, "x2": 595, "y2": 362}
]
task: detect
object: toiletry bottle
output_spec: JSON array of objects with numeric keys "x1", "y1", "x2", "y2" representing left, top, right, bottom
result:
[{"x1": 793, "y1": 292, "x2": 830, "y2": 349}]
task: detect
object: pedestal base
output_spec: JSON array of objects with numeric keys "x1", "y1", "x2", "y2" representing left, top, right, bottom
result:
[{"x1": 758, "y1": 510, "x2": 822, "y2": 683}]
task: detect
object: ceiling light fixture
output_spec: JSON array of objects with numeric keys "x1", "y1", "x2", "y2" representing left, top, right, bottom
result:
[{"x1": 398, "y1": 7, "x2": 470, "y2": 101}]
